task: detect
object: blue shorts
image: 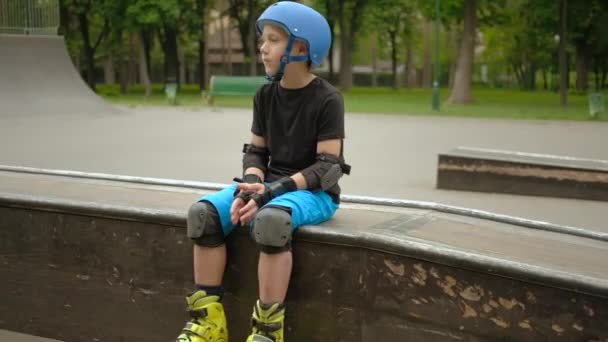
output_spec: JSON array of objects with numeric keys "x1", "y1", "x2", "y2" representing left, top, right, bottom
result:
[{"x1": 199, "y1": 183, "x2": 339, "y2": 236}]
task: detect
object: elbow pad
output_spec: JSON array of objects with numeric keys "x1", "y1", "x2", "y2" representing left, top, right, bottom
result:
[
  {"x1": 242, "y1": 143, "x2": 269, "y2": 174},
  {"x1": 301, "y1": 153, "x2": 351, "y2": 191}
]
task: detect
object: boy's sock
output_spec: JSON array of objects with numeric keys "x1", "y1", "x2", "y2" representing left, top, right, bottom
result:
[{"x1": 195, "y1": 284, "x2": 224, "y2": 300}]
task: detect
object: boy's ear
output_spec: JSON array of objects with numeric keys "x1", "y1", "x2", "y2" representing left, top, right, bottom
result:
[{"x1": 295, "y1": 41, "x2": 308, "y2": 55}]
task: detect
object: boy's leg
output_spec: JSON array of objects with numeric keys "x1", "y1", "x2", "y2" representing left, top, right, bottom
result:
[
  {"x1": 176, "y1": 185, "x2": 238, "y2": 342},
  {"x1": 258, "y1": 251, "x2": 292, "y2": 304},
  {"x1": 194, "y1": 244, "x2": 226, "y2": 286},
  {"x1": 248, "y1": 190, "x2": 338, "y2": 342},
  {"x1": 190, "y1": 184, "x2": 239, "y2": 284}
]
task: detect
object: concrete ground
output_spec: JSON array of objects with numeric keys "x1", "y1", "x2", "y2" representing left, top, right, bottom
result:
[{"x1": 0, "y1": 104, "x2": 606, "y2": 232}]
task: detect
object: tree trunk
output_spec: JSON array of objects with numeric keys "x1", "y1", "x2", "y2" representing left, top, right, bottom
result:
[
  {"x1": 326, "y1": 0, "x2": 335, "y2": 82},
  {"x1": 422, "y1": 21, "x2": 432, "y2": 88},
  {"x1": 116, "y1": 30, "x2": 129, "y2": 94},
  {"x1": 136, "y1": 33, "x2": 151, "y2": 98},
  {"x1": 371, "y1": 35, "x2": 377, "y2": 88},
  {"x1": 197, "y1": 0, "x2": 208, "y2": 90},
  {"x1": 248, "y1": 20, "x2": 257, "y2": 76},
  {"x1": 337, "y1": 0, "x2": 352, "y2": 90},
  {"x1": 559, "y1": 0, "x2": 568, "y2": 106},
  {"x1": 77, "y1": 12, "x2": 96, "y2": 90},
  {"x1": 390, "y1": 31, "x2": 398, "y2": 89},
  {"x1": 594, "y1": 62, "x2": 600, "y2": 91},
  {"x1": 246, "y1": 0, "x2": 257, "y2": 76},
  {"x1": 542, "y1": 69, "x2": 548, "y2": 90},
  {"x1": 127, "y1": 33, "x2": 137, "y2": 86},
  {"x1": 447, "y1": 27, "x2": 458, "y2": 89},
  {"x1": 58, "y1": 0, "x2": 69, "y2": 35},
  {"x1": 119, "y1": 57, "x2": 128, "y2": 94},
  {"x1": 227, "y1": 18, "x2": 233, "y2": 76},
  {"x1": 218, "y1": 16, "x2": 228, "y2": 74},
  {"x1": 447, "y1": 0, "x2": 477, "y2": 104},
  {"x1": 142, "y1": 30, "x2": 152, "y2": 77},
  {"x1": 179, "y1": 44, "x2": 186, "y2": 85},
  {"x1": 338, "y1": 34, "x2": 354, "y2": 90},
  {"x1": 164, "y1": 25, "x2": 179, "y2": 84},
  {"x1": 103, "y1": 54, "x2": 115, "y2": 85},
  {"x1": 575, "y1": 42, "x2": 589, "y2": 92},
  {"x1": 404, "y1": 41, "x2": 414, "y2": 88},
  {"x1": 523, "y1": 63, "x2": 536, "y2": 90}
]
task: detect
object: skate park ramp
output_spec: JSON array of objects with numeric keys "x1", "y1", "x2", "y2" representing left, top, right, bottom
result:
[
  {"x1": 0, "y1": 329, "x2": 63, "y2": 342},
  {"x1": 1, "y1": 167, "x2": 607, "y2": 341},
  {"x1": 0, "y1": 34, "x2": 119, "y2": 117}
]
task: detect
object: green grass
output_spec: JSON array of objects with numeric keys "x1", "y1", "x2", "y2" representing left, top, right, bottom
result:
[{"x1": 97, "y1": 84, "x2": 608, "y2": 121}]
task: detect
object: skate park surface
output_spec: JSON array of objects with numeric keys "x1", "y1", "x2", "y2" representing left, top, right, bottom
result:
[{"x1": 1, "y1": 34, "x2": 608, "y2": 341}]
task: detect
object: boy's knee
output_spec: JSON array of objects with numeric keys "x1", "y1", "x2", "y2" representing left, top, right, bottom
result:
[
  {"x1": 250, "y1": 206, "x2": 293, "y2": 253},
  {"x1": 187, "y1": 201, "x2": 225, "y2": 247}
]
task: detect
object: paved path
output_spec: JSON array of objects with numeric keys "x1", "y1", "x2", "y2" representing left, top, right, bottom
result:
[{"x1": 1, "y1": 104, "x2": 606, "y2": 232}]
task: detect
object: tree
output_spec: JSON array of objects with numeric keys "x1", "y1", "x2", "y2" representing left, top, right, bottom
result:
[
  {"x1": 589, "y1": 1, "x2": 608, "y2": 90},
  {"x1": 369, "y1": 0, "x2": 416, "y2": 89},
  {"x1": 335, "y1": 0, "x2": 370, "y2": 90},
  {"x1": 227, "y1": 0, "x2": 272, "y2": 76},
  {"x1": 314, "y1": 0, "x2": 372, "y2": 87},
  {"x1": 61, "y1": 0, "x2": 111, "y2": 90},
  {"x1": 125, "y1": 0, "x2": 180, "y2": 94},
  {"x1": 196, "y1": 0, "x2": 210, "y2": 89},
  {"x1": 443, "y1": 0, "x2": 507, "y2": 104},
  {"x1": 559, "y1": 0, "x2": 567, "y2": 105},
  {"x1": 313, "y1": 0, "x2": 338, "y2": 82},
  {"x1": 447, "y1": 0, "x2": 476, "y2": 104},
  {"x1": 567, "y1": 0, "x2": 606, "y2": 92},
  {"x1": 482, "y1": 0, "x2": 556, "y2": 90}
]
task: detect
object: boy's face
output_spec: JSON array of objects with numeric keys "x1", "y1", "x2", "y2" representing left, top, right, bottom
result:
[{"x1": 259, "y1": 24, "x2": 306, "y2": 76}]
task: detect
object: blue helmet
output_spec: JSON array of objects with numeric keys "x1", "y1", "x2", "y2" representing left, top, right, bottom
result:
[{"x1": 256, "y1": 1, "x2": 331, "y2": 79}]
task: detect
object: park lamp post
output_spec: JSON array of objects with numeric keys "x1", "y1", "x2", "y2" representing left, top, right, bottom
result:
[{"x1": 432, "y1": 0, "x2": 441, "y2": 111}]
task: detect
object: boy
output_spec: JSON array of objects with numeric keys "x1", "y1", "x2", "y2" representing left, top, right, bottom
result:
[{"x1": 176, "y1": 2, "x2": 349, "y2": 341}]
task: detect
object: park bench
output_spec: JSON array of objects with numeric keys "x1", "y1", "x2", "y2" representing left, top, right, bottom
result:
[{"x1": 204, "y1": 75, "x2": 269, "y2": 105}]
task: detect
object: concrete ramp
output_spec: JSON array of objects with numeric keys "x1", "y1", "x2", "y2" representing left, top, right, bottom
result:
[
  {"x1": 1, "y1": 168, "x2": 607, "y2": 341},
  {"x1": 0, "y1": 330, "x2": 63, "y2": 342},
  {"x1": 0, "y1": 34, "x2": 118, "y2": 117}
]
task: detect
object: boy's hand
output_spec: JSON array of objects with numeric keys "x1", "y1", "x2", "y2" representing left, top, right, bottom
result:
[
  {"x1": 230, "y1": 196, "x2": 247, "y2": 225},
  {"x1": 234, "y1": 183, "x2": 265, "y2": 225}
]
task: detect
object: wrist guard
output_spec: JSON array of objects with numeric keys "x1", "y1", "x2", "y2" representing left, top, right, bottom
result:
[
  {"x1": 250, "y1": 177, "x2": 297, "y2": 207},
  {"x1": 234, "y1": 174, "x2": 263, "y2": 202}
]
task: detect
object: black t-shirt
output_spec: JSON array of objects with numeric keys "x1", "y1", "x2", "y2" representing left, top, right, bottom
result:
[{"x1": 251, "y1": 77, "x2": 346, "y2": 200}]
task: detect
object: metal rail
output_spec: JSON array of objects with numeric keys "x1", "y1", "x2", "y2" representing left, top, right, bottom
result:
[{"x1": 1, "y1": 164, "x2": 606, "y2": 242}]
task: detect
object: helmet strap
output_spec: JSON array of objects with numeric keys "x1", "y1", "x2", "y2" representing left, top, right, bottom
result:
[{"x1": 266, "y1": 35, "x2": 308, "y2": 81}]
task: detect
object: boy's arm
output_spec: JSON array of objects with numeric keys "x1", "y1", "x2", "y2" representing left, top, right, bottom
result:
[
  {"x1": 235, "y1": 139, "x2": 344, "y2": 224},
  {"x1": 245, "y1": 138, "x2": 345, "y2": 208},
  {"x1": 290, "y1": 139, "x2": 341, "y2": 189},
  {"x1": 242, "y1": 134, "x2": 267, "y2": 183}
]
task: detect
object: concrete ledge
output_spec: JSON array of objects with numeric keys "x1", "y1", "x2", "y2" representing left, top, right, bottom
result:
[
  {"x1": 437, "y1": 147, "x2": 608, "y2": 201},
  {"x1": 1, "y1": 170, "x2": 608, "y2": 341}
]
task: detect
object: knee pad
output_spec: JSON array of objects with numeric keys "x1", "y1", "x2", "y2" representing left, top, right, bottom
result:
[
  {"x1": 250, "y1": 206, "x2": 293, "y2": 253},
  {"x1": 187, "y1": 201, "x2": 225, "y2": 247}
]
